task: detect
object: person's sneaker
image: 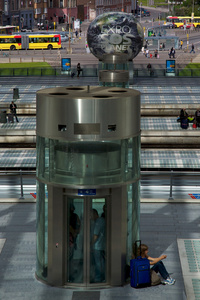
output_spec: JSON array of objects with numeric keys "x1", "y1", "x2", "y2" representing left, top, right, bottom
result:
[{"x1": 162, "y1": 277, "x2": 176, "y2": 285}]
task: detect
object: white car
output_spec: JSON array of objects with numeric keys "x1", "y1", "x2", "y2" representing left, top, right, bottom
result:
[{"x1": 60, "y1": 33, "x2": 69, "y2": 42}]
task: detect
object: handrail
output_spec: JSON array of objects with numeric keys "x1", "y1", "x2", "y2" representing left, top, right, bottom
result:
[
  {"x1": 0, "y1": 169, "x2": 199, "y2": 176},
  {"x1": 0, "y1": 67, "x2": 198, "y2": 77},
  {"x1": 141, "y1": 170, "x2": 200, "y2": 175},
  {"x1": 0, "y1": 169, "x2": 198, "y2": 201},
  {"x1": 0, "y1": 170, "x2": 36, "y2": 175}
]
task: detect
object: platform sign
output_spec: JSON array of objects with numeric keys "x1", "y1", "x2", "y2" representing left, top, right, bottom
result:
[
  {"x1": 78, "y1": 189, "x2": 96, "y2": 196},
  {"x1": 61, "y1": 58, "x2": 71, "y2": 71},
  {"x1": 166, "y1": 59, "x2": 175, "y2": 73}
]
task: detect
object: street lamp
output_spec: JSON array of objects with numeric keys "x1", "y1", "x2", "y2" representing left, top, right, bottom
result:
[
  {"x1": 191, "y1": 0, "x2": 195, "y2": 28},
  {"x1": 87, "y1": 1, "x2": 91, "y2": 22},
  {"x1": 193, "y1": 0, "x2": 195, "y2": 15},
  {"x1": 68, "y1": 0, "x2": 71, "y2": 53}
]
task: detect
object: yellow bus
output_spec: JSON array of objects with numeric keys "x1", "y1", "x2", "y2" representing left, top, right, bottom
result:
[
  {"x1": 0, "y1": 34, "x2": 61, "y2": 50},
  {"x1": 166, "y1": 16, "x2": 200, "y2": 28},
  {"x1": 0, "y1": 25, "x2": 19, "y2": 34}
]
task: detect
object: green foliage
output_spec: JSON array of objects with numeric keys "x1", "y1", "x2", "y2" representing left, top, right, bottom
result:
[
  {"x1": 0, "y1": 62, "x2": 51, "y2": 68},
  {"x1": 173, "y1": 0, "x2": 200, "y2": 16},
  {"x1": 185, "y1": 63, "x2": 200, "y2": 69},
  {"x1": 0, "y1": 62, "x2": 57, "y2": 76},
  {"x1": 179, "y1": 63, "x2": 200, "y2": 76},
  {"x1": 142, "y1": 0, "x2": 200, "y2": 16}
]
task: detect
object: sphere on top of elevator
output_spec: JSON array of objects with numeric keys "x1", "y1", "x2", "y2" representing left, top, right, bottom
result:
[{"x1": 87, "y1": 12, "x2": 144, "y2": 61}]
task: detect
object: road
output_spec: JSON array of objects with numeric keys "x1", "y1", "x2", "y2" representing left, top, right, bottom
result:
[{"x1": 0, "y1": 12, "x2": 199, "y2": 68}]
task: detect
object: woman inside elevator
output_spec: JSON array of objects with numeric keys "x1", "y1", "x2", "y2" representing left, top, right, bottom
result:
[
  {"x1": 91, "y1": 205, "x2": 106, "y2": 283},
  {"x1": 68, "y1": 203, "x2": 81, "y2": 282}
]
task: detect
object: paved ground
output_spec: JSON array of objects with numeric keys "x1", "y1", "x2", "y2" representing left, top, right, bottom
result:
[{"x1": 1, "y1": 201, "x2": 199, "y2": 299}]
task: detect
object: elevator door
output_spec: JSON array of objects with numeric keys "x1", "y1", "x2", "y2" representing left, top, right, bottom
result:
[{"x1": 65, "y1": 196, "x2": 109, "y2": 286}]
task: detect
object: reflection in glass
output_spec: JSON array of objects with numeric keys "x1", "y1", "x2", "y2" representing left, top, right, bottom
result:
[
  {"x1": 127, "y1": 182, "x2": 140, "y2": 266},
  {"x1": 37, "y1": 136, "x2": 140, "y2": 186},
  {"x1": 36, "y1": 181, "x2": 48, "y2": 281}
]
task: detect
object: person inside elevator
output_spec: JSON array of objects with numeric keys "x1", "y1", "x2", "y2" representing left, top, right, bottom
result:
[
  {"x1": 69, "y1": 203, "x2": 81, "y2": 250},
  {"x1": 68, "y1": 203, "x2": 81, "y2": 281},
  {"x1": 90, "y1": 209, "x2": 99, "y2": 282},
  {"x1": 92, "y1": 205, "x2": 106, "y2": 283}
]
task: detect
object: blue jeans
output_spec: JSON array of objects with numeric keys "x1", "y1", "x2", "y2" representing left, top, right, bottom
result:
[
  {"x1": 151, "y1": 261, "x2": 169, "y2": 280},
  {"x1": 93, "y1": 249, "x2": 105, "y2": 282}
]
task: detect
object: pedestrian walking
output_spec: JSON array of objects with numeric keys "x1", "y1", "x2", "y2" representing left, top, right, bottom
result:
[
  {"x1": 145, "y1": 49, "x2": 149, "y2": 58},
  {"x1": 77, "y1": 63, "x2": 82, "y2": 78},
  {"x1": 171, "y1": 48, "x2": 175, "y2": 58},
  {"x1": 180, "y1": 40, "x2": 183, "y2": 49},
  {"x1": 190, "y1": 44, "x2": 195, "y2": 53},
  {"x1": 147, "y1": 63, "x2": 152, "y2": 71},
  {"x1": 9, "y1": 101, "x2": 19, "y2": 123}
]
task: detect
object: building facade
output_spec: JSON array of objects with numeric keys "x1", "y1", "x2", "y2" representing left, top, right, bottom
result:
[
  {"x1": 95, "y1": 0, "x2": 136, "y2": 16},
  {"x1": 1, "y1": 0, "x2": 34, "y2": 29}
]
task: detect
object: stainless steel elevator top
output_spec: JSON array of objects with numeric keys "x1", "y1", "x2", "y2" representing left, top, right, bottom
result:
[{"x1": 36, "y1": 86, "x2": 140, "y2": 141}]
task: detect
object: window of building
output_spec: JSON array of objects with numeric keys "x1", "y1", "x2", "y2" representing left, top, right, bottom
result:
[{"x1": 35, "y1": 8, "x2": 41, "y2": 14}]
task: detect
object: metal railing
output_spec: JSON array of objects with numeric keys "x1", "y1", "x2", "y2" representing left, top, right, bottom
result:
[
  {"x1": 141, "y1": 170, "x2": 200, "y2": 201},
  {"x1": 0, "y1": 67, "x2": 198, "y2": 77},
  {"x1": 0, "y1": 170, "x2": 36, "y2": 200},
  {"x1": 0, "y1": 169, "x2": 199, "y2": 201}
]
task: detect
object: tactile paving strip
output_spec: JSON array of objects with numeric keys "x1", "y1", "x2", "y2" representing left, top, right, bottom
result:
[{"x1": 178, "y1": 239, "x2": 200, "y2": 300}]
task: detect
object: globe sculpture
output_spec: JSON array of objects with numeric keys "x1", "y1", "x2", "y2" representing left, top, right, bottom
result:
[{"x1": 87, "y1": 12, "x2": 144, "y2": 61}]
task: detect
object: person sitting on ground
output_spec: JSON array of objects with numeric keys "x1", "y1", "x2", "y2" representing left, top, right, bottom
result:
[
  {"x1": 136, "y1": 244, "x2": 176, "y2": 285},
  {"x1": 178, "y1": 108, "x2": 194, "y2": 124},
  {"x1": 180, "y1": 108, "x2": 188, "y2": 120},
  {"x1": 195, "y1": 108, "x2": 200, "y2": 127}
]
